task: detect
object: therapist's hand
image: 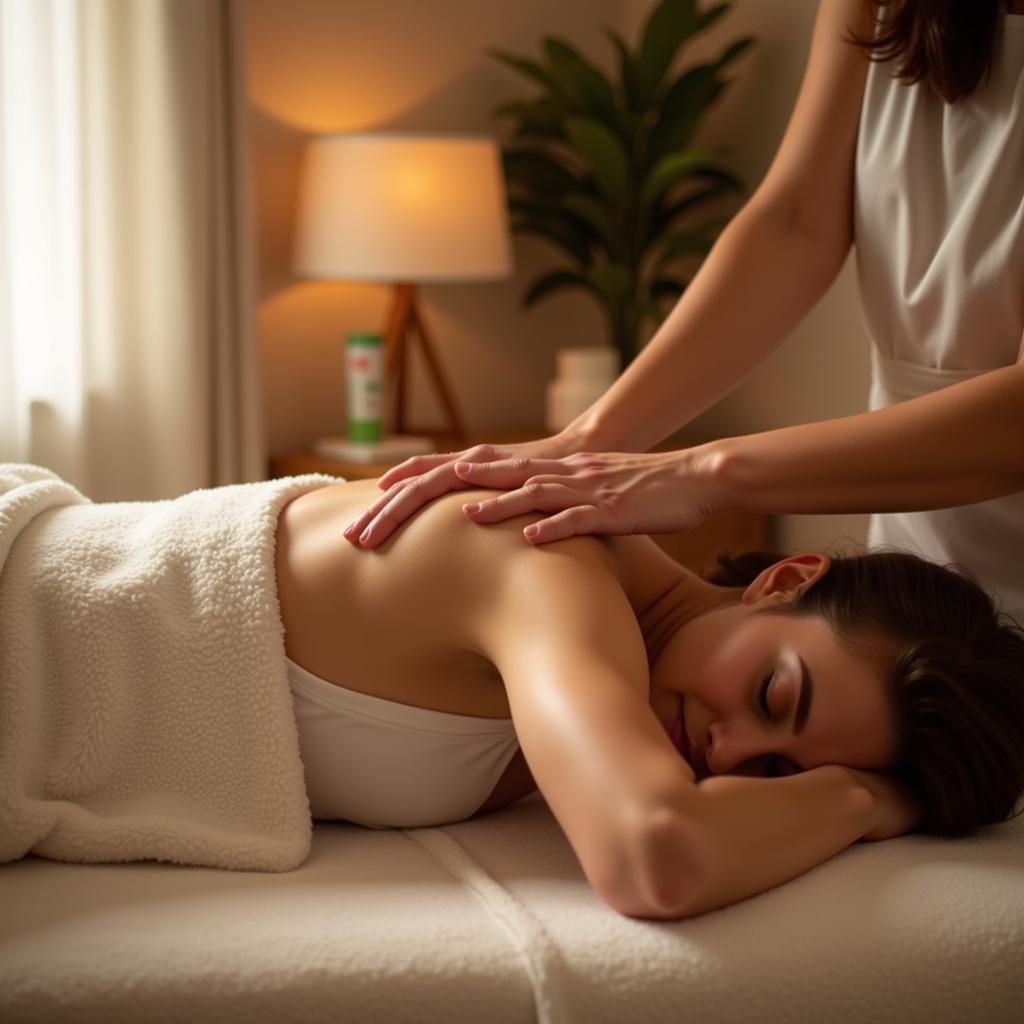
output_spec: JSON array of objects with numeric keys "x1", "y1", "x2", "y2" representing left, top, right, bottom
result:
[
  {"x1": 345, "y1": 441, "x2": 724, "y2": 548},
  {"x1": 453, "y1": 448, "x2": 722, "y2": 544},
  {"x1": 343, "y1": 433, "x2": 579, "y2": 549}
]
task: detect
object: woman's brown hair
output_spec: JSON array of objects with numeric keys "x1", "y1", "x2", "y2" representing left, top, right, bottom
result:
[
  {"x1": 848, "y1": 0, "x2": 1006, "y2": 103},
  {"x1": 706, "y1": 549, "x2": 1024, "y2": 837}
]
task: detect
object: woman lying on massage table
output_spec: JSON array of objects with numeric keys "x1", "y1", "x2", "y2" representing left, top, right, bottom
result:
[{"x1": 275, "y1": 478, "x2": 1024, "y2": 921}]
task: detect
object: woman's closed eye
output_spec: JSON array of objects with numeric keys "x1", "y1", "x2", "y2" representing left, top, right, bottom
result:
[
  {"x1": 757, "y1": 671, "x2": 774, "y2": 718},
  {"x1": 757, "y1": 673, "x2": 800, "y2": 778}
]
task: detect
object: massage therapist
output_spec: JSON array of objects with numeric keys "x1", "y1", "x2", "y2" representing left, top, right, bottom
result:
[{"x1": 344, "y1": 0, "x2": 1024, "y2": 627}]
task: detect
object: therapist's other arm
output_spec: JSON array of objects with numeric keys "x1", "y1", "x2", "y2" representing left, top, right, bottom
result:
[
  {"x1": 457, "y1": 358, "x2": 1024, "y2": 545},
  {"x1": 703, "y1": 359, "x2": 1024, "y2": 517}
]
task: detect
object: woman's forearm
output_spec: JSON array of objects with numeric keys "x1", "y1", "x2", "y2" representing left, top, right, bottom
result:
[
  {"x1": 565, "y1": 202, "x2": 850, "y2": 455},
  {"x1": 700, "y1": 362, "x2": 1024, "y2": 515},
  {"x1": 637, "y1": 766, "x2": 873, "y2": 920}
]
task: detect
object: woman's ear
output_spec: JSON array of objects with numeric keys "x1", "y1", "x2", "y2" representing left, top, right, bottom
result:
[{"x1": 742, "y1": 553, "x2": 831, "y2": 606}]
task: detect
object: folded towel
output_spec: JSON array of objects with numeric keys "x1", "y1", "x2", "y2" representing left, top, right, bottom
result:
[{"x1": 0, "y1": 463, "x2": 337, "y2": 872}]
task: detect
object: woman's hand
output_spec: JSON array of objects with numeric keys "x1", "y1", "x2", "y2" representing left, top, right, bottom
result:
[
  {"x1": 841, "y1": 767, "x2": 923, "y2": 841},
  {"x1": 344, "y1": 439, "x2": 726, "y2": 549}
]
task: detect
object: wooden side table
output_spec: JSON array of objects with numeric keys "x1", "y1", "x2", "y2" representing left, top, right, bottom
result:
[{"x1": 268, "y1": 431, "x2": 772, "y2": 577}]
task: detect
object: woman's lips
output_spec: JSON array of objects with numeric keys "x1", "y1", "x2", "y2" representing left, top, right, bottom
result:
[
  {"x1": 668, "y1": 699, "x2": 691, "y2": 761},
  {"x1": 669, "y1": 698, "x2": 708, "y2": 779}
]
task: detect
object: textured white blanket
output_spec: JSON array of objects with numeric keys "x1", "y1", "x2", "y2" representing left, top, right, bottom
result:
[{"x1": 0, "y1": 463, "x2": 336, "y2": 872}]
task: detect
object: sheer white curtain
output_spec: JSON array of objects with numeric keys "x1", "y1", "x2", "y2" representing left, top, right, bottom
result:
[{"x1": 0, "y1": 0, "x2": 263, "y2": 500}]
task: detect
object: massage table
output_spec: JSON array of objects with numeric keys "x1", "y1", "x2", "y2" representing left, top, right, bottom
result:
[
  {"x1": 2, "y1": 789, "x2": 1022, "y2": 1023},
  {"x1": 1, "y1": 466, "x2": 1021, "y2": 1020}
]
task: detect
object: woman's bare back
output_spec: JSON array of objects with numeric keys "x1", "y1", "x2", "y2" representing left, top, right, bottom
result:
[{"x1": 274, "y1": 479, "x2": 543, "y2": 813}]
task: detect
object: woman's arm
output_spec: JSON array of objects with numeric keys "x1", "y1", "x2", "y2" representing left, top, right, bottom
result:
[
  {"x1": 472, "y1": 530, "x2": 702, "y2": 914},
  {"x1": 636, "y1": 768, "x2": 877, "y2": 920},
  {"x1": 474, "y1": 529, "x2": 886, "y2": 920}
]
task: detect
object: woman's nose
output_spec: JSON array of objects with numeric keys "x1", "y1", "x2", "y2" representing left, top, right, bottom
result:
[{"x1": 706, "y1": 720, "x2": 771, "y2": 775}]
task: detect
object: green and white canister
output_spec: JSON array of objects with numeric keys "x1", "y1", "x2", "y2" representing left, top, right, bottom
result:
[{"x1": 346, "y1": 332, "x2": 384, "y2": 442}]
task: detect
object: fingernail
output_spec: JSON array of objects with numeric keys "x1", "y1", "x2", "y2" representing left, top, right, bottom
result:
[
  {"x1": 455, "y1": 462, "x2": 472, "y2": 474},
  {"x1": 463, "y1": 502, "x2": 480, "y2": 514},
  {"x1": 524, "y1": 525, "x2": 538, "y2": 539},
  {"x1": 343, "y1": 523, "x2": 355, "y2": 537},
  {"x1": 359, "y1": 529, "x2": 370, "y2": 544}
]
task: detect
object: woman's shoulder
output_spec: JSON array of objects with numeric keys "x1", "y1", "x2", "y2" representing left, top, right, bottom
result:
[{"x1": 377, "y1": 486, "x2": 693, "y2": 627}]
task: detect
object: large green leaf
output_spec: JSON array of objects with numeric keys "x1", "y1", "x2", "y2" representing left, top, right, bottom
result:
[
  {"x1": 543, "y1": 37, "x2": 619, "y2": 123},
  {"x1": 562, "y1": 191, "x2": 619, "y2": 254},
  {"x1": 637, "y1": 172, "x2": 740, "y2": 251},
  {"x1": 586, "y1": 262, "x2": 634, "y2": 309},
  {"x1": 493, "y1": 98, "x2": 564, "y2": 140},
  {"x1": 648, "y1": 183, "x2": 730, "y2": 243},
  {"x1": 648, "y1": 276, "x2": 687, "y2": 301},
  {"x1": 695, "y1": 3, "x2": 730, "y2": 35},
  {"x1": 487, "y1": 48, "x2": 556, "y2": 94},
  {"x1": 716, "y1": 35, "x2": 754, "y2": 71},
  {"x1": 509, "y1": 198, "x2": 602, "y2": 250},
  {"x1": 522, "y1": 269, "x2": 601, "y2": 308},
  {"x1": 687, "y1": 165, "x2": 745, "y2": 192},
  {"x1": 604, "y1": 27, "x2": 643, "y2": 112},
  {"x1": 564, "y1": 117, "x2": 631, "y2": 205},
  {"x1": 511, "y1": 217, "x2": 592, "y2": 265},
  {"x1": 654, "y1": 233, "x2": 712, "y2": 270},
  {"x1": 653, "y1": 219, "x2": 728, "y2": 269},
  {"x1": 640, "y1": 147, "x2": 717, "y2": 209},
  {"x1": 502, "y1": 148, "x2": 580, "y2": 196},
  {"x1": 645, "y1": 63, "x2": 721, "y2": 165},
  {"x1": 637, "y1": 0, "x2": 700, "y2": 105},
  {"x1": 638, "y1": 301, "x2": 668, "y2": 327}
]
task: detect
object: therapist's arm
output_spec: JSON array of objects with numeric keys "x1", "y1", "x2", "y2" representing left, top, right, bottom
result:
[
  {"x1": 568, "y1": 0, "x2": 873, "y2": 454},
  {"x1": 698, "y1": 358, "x2": 1024, "y2": 516},
  {"x1": 343, "y1": 1, "x2": 874, "y2": 549}
]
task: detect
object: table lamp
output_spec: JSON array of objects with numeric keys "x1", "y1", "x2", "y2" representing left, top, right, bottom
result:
[{"x1": 294, "y1": 132, "x2": 514, "y2": 454}]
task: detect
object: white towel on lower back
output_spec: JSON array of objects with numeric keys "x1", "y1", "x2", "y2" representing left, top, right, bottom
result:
[{"x1": 0, "y1": 463, "x2": 337, "y2": 872}]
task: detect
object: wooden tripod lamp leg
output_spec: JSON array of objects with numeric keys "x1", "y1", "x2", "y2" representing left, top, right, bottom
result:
[
  {"x1": 382, "y1": 283, "x2": 414, "y2": 435},
  {"x1": 407, "y1": 293, "x2": 469, "y2": 443}
]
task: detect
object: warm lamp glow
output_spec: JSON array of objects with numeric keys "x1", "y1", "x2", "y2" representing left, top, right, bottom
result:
[
  {"x1": 294, "y1": 133, "x2": 513, "y2": 283},
  {"x1": 291, "y1": 132, "x2": 514, "y2": 442}
]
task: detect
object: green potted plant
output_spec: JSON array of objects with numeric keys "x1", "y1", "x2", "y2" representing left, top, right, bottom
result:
[{"x1": 489, "y1": 0, "x2": 754, "y2": 369}]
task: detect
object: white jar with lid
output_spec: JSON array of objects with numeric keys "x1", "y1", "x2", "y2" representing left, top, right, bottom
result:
[{"x1": 545, "y1": 347, "x2": 620, "y2": 434}]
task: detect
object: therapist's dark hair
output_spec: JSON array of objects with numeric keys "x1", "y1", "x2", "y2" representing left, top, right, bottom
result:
[
  {"x1": 706, "y1": 549, "x2": 1024, "y2": 837},
  {"x1": 848, "y1": 0, "x2": 1005, "y2": 104}
]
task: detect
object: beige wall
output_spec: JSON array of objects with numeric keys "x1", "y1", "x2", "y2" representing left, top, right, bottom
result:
[
  {"x1": 247, "y1": 0, "x2": 620, "y2": 453},
  {"x1": 246, "y1": 0, "x2": 871, "y2": 553}
]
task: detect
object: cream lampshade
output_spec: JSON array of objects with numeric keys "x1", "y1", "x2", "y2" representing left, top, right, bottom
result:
[{"x1": 294, "y1": 133, "x2": 513, "y2": 443}]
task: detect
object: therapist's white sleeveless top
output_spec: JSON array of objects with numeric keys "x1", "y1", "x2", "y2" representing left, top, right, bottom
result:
[{"x1": 854, "y1": 9, "x2": 1024, "y2": 626}]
